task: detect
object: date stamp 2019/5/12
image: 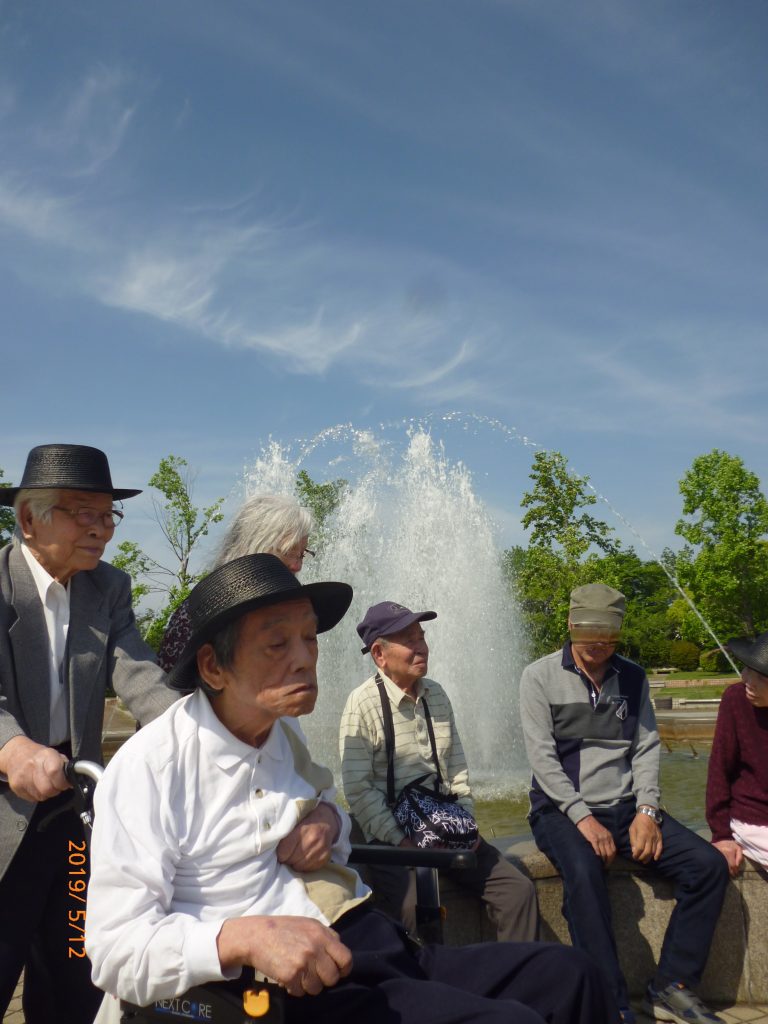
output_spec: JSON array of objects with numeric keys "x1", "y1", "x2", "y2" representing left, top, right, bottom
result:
[{"x1": 67, "y1": 839, "x2": 88, "y2": 959}]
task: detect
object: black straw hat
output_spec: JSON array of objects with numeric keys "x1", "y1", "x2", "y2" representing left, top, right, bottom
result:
[
  {"x1": 168, "y1": 553, "x2": 353, "y2": 691},
  {"x1": 728, "y1": 631, "x2": 768, "y2": 677},
  {"x1": 0, "y1": 444, "x2": 141, "y2": 506}
]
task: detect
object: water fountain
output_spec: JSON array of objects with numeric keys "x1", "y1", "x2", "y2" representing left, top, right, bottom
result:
[
  {"x1": 243, "y1": 425, "x2": 530, "y2": 797},
  {"x1": 240, "y1": 413, "x2": 736, "y2": 819}
]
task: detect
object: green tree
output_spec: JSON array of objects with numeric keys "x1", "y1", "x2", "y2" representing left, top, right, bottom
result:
[
  {"x1": 113, "y1": 455, "x2": 225, "y2": 649},
  {"x1": 588, "y1": 548, "x2": 677, "y2": 666},
  {"x1": 503, "y1": 545, "x2": 571, "y2": 659},
  {"x1": 295, "y1": 470, "x2": 347, "y2": 535},
  {"x1": 504, "y1": 453, "x2": 610, "y2": 656},
  {"x1": 0, "y1": 468, "x2": 14, "y2": 548},
  {"x1": 506, "y1": 451, "x2": 620, "y2": 657},
  {"x1": 675, "y1": 450, "x2": 768, "y2": 637},
  {"x1": 520, "y1": 450, "x2": 619, "y2": 563}
]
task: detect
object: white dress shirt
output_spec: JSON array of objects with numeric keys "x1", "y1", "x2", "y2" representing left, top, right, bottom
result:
[
  {"x1": 86, "y1": 690, "x2": 370, "y2": 1006},
  {"x1": 20, "y1": 541, "x2": 70, "y2": 745}
]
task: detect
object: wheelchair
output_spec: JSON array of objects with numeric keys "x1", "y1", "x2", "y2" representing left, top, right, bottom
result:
[{"x1": 67, "y1": 760, "x2": 476, "y2": 1024}]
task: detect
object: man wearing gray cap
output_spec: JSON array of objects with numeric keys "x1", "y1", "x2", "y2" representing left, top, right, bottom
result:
[
  {"x1": 340, "y1": 600, "x2": 539, "y2": 942},
  {"x1": 0, "y1": 444, "x2": 177, "y2": 1024},
  {"x1": 519, "y1": 583, "x2": 729, "y2": 1024}
]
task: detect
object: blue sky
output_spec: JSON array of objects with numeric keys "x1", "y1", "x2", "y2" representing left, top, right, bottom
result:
[{"x1": 2, "y1": 0, "x2": 767, "y2": 569}]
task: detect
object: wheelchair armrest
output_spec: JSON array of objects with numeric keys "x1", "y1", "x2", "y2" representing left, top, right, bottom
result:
[{"x1": 349, "y1": 843, "x2": 477, "y2": 871}]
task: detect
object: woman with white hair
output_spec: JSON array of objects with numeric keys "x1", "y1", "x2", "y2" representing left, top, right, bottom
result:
[{"x1": 157, "y1": 494, "x2": 315, "y2": 672}]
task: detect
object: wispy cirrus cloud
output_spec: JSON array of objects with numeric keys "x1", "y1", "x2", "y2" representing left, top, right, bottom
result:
[
  {"x1": 0, "y1": 176, "x2": 87, "y2": 247},
  {"x1": 578, "y1": 342, "x2": 765, "y2": 443},
  {"x1": 0, "y1": 146, "x2": 485, "y2": 395},
  {"x1": 97, "y1": 222, "x2": 482, "y2": 382},
  {"x1": 33, "y1": 65, "x2": 138, "y2": 178},
  {"x1": 0, "y1": 45, "x2": 489, "y2": 397}
]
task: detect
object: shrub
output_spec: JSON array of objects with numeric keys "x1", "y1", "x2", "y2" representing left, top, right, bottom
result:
[
  {"x1": 699, "y1": 648, "x2": 730, "y2": 673},
  {"x1": 669, "y1": 639, "x2": 701, "y2": 671}
]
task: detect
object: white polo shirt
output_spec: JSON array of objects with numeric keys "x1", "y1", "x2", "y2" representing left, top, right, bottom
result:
[{"x1": 86, "y1": 689, "x2": 370, "y2": 1006}]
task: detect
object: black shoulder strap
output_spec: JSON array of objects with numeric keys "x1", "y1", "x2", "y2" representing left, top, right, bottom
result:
[
  {"x1": 375, "y1": 673, "x2": 397, "y2": 807},
  {"x1": 422, "y1": 699, "x2": 444, "y2": 788},
  {"x1": 376, "y1": 673, "x2": 443, "y2": 802}
]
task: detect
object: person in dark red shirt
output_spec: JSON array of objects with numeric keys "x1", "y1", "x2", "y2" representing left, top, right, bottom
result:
[{"x1": 706, "y1": 631, "x2": 768, "y2": 877}]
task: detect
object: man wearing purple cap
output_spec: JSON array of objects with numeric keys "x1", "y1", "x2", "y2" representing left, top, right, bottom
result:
[
  {"x1": 0, "y1": 444, "x2": 177, "y2": 1024},
  {"x1": 340, "y1": 600, "x2": 539, "y2": 942}
]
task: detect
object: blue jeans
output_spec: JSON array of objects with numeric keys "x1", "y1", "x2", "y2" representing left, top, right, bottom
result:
[{"x1": 531, "y1": 800, "x2": 729, "y2": 1007}]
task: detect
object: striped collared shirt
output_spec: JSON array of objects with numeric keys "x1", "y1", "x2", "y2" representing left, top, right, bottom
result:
[{"x1": 340, "y1": 671, "x2": 473, "y2": 845}]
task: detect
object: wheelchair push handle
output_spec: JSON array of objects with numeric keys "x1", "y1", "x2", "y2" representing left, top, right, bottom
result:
[
  {"x1": 65, "y1": 759, "x2": 105, "y2": 785},
  {"x1": 64, "y1": 759, "x2": 104, "y2": 831}
]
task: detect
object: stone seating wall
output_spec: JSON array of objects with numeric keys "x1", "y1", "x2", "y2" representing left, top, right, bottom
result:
[{"x1": 438, "y1": 836, "x2": 768, "y2": 1004}]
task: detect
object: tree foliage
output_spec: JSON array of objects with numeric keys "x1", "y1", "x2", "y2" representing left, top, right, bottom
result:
[
  {"x1": 508, "y1": 451, "x2": 620, "y2": 658},
  {"x1": 505, "y1": 446, "x2": 768, "y2": 667},
  {"x1": 0, "y1": 468, "x2": 15, "y2": 548},
  {"x1": 146, "y1": 456, "x2": 226, "y2": 595},
  {"x1": 669, "y1": 639, "x2": 701, "y2": 672},
  {"x1": 112, "y1": 455, "x2": 225, "y2": 650},
  {"x1": 295, "y1": 470, "x2": 347, "y2": 536},
  {"x1": 675, "y1": 450, "x2": 768, "y2": 637},
  {"x1": 521, "y1": 451, "x2": 619, "y2": 563},
  {"x1": 108, "y1": 443, "x2": 766, "y2": 673}
]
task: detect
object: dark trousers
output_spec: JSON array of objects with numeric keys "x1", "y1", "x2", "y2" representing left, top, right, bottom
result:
[
  {"x1": 0, "y1": 793, "x2": 103, "y2": 1024},
  {"x1": 284, "y1": 907, "x2": 616, "y2": 1024},
  {"x1": 531, "y1": 800, "x2": 729, "y2": 1008},
  {"x1": 365, "y1": 836, "x2": 540, "y2": 942}
]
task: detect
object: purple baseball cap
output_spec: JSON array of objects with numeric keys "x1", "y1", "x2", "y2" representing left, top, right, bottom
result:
[{"x1": 357, "y1": 601, "x2": 437, "y2": 654}]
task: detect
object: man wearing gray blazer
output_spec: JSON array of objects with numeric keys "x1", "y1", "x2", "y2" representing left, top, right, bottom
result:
[{"x1": 0, "y1": 443, "x2": 178, "y2": 1024}]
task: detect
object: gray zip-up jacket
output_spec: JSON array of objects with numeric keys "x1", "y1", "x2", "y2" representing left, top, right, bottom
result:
[{"x1": 519, "y1": 643, "x2": 660, "y2": 824}]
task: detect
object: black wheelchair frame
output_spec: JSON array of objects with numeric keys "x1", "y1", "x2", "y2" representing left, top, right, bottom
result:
[{"x1": 67, "y1": 760, "x2": 476, "y2": 1024}]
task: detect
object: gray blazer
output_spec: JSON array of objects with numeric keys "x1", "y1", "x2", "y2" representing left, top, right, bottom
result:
[{"x1": 0, "y1": 539, "x2": 178, "y2": 879}]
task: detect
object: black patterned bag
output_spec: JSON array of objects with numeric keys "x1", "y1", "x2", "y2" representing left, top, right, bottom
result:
[
  {"x1": 376, "y1": 675, "x2": 479, "y2": 850},
  {"x1": 393, "y1": 774, "x2": 479, "y2": 850}
]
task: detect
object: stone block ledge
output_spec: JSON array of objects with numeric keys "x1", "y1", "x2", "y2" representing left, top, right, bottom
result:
[{"x1": 438, "y1": 835, "x2": 767, "y2": 1005}]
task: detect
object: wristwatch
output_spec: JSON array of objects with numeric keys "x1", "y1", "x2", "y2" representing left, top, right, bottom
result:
[{"x1": 637, "y1": 805, "x2": 663, "y2": 824}]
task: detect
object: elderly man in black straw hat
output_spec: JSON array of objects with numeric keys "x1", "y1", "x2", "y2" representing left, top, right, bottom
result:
[
  {"x1": 86, "y1": 555, "x2": 616, "y2": 1024},
  {"x1": 339, "y1": 600, "x2": 539, "y2": 942},
  {"x1": 0, "y1": 443, "x2": 177, "y2": 1024},
  {"x1": 519, "y1": 583, "x2": 729, "y2": 1024}
]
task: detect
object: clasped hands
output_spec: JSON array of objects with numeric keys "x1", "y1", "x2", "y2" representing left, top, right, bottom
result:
[
  {"x1": 576, "y1": 811, "x2": 663, "y2": 865},
  {"x1": 217, "y1": 802, "x2": 349, "y2": 998},
  {"x1": 276, "y1": 801, "x2": 340, "y2": 872},
  {"x1": 712, "y1": 839, "x2": 743, "y2": 878}
]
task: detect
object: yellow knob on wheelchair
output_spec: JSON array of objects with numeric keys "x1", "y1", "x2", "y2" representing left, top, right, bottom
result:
[{"x1": 243, "y1": 987, "x2": 271, "y2": 1017}]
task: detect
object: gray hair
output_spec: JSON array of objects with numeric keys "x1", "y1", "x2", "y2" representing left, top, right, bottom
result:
[
  {"x1": 208, "y1": 617, "x2": 244, "y2": 672},
  {"x1": 212, "y1": 494, "x2": 314, "y2": 568},
  {"x1": 13, "y1": 488, "x2": 61, "y2": 528},
  {"x1": 193, "y1": 618, "x2": 244, "y2": 697}
]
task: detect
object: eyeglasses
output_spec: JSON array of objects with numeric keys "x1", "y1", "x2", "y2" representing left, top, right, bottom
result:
[
  {"x1": 569, "y1": 624, "x2": 621, "y2": 647},
  {"x1": 53, "y1": 506, "x2": 124, "y2": 528},
  {"x1": 572, "y1": 640, "x2": 618, "y2": 650},
  {"x1": 283, "y1": 546, "x2": 315, "y2": 561}
]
